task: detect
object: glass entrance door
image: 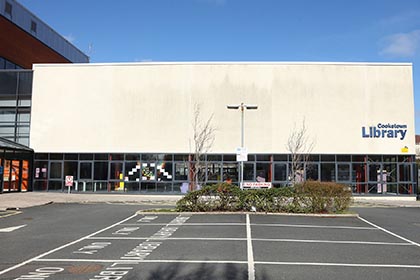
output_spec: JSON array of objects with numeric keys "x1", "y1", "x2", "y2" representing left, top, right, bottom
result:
[{"x1": 3, "y1": 160, "x2": 20, "y2": 192}]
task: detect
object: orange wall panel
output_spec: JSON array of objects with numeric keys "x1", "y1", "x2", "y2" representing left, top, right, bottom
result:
[{"x1": 0, "y1": 16, "x2": 70, "y2": 69}]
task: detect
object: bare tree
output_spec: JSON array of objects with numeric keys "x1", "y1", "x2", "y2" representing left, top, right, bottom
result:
[
  {"x1": 190, "y1": 103, "x2": 215, "y2": 191},
  {"x1": 286, "y1": 119, "x2": 315, "y2": 185}
]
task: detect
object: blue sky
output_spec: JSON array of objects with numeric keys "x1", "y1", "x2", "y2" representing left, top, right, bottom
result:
[{"x1": 19, "y1": 0, "x2": 420, "y2": 132}]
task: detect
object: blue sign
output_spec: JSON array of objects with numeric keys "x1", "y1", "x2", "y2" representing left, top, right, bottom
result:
[{"x1": 362, "y1": 123, "x2": 407, "y2": 140}]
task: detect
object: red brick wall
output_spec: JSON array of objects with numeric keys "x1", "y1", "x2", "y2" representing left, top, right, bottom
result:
[{"x1": 0, "y1": 16, "x2": 70, "y2": 69}]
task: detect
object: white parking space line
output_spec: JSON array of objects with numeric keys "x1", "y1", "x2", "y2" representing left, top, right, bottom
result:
[
  {"x1": 358, "y1": 216, "x2": 420, "y2": 248},
  {"x1": 33, "y1": 258, "x2": 420, "y2": 269},
  {"x1": 36, "y1": 258, "x2": 247, "y2": 264},
  {"x1": 253, "y1": 238, "x2": 412, "y2": 246},
  {"x1": 246, "y1": 214, "x2": 255, "y2": 280},
  {"x1": 0, "y1": 224, "x2": 26, "y2": 232},
  {"x1": 251, "y1": 223, "x2": 376, "y2": 230},
  {"x1": 121, "y1": 223, "x2": 245, "y2": 226},
  {"x1": 0, "y1": 213, "x2": 138, "y2": 276},
  {"x1": 255, "y1": 261, "x2": 420, "y2": 269},
  {"x1": 88, "y1": 237, "x2": 247, "y2": 241}
]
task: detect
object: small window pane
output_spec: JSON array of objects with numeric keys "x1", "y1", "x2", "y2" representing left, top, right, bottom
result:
[
  {"x1": 94, "y1": 162, "x2": 108, "y2": 180},
  {"x1": 274, "y1": 163, "x2": 287, "y2": 181},
  {"x1": 49, "y1": 162, "x2": 62, "y2": 179}
]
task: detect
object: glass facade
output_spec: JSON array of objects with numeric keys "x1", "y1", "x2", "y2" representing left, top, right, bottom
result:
[
  {"x1": 0, "y1": 70, "x2": 32, "y2": 146},
  {"x1": 0, "y1": 138, "x2": 34, "y2": 193},
  {"x1": 33, "y1": 153, "x2": 417, "y2": 195}
]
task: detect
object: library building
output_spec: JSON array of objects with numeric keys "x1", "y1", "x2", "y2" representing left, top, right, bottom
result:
[{"x1": 23, "y1": 62, "x2": 417, "y2": 195}]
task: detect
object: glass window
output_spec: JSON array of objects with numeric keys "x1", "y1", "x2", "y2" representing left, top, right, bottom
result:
[
  {"x1": 49, "y1": 162, "x2": 62, "y2": 179},
  {"x1": 321, "y1": 155, "x2": 335, "y2": 162},
  {"x1": 273, "y1": 154, "x2": 288, "y2": 161},
  {"x1": 80, "y1": 154, "x2": 93, "y2": 160},
  {"x1": 125, "y1": 161, "x2": 141, "y2": 182},
  {"x1": 173, "y1": 154, "x2": 189, "y2": 161},
  {"x1": 109, "y1": 154, "x2": 124, "y2": 161},
  {"x1": 321, "y1": 163, "x2": 335, "y2": 181},
  {"x1": 383, "y1": 155, "x2": 397, "y2": 163},
  {"x1": 125, "y1": 154, "x2": 140, "y2": 161},
  {"x1": 34, "y1": 161, "x2": 48, "y2": 179},
  {"x1": 368, "y1": 164, "x2": 381, "y2": 181},
  {"x1": 305, "y1": 164, "x2": 319, "y2": 181},
  {"x1": 336, "y1": 155, "x2": 351, "y2": 162},
  {"x1": 308, "y1": 155, "x2": 320, "y2": 162},
  {"x1": 207, "y1": 154, "x2": 222, "y2": 161},
  {"x1": 0, "y1": 57, "x2": 4, "y2": 69},
  {"x1": 157, "y1": 161, "x2": 173, "y2": 181},
  {"x1": 174, "y1": 162, "x2": 188, "y2": 181},
  {"x1": 141, "y1": 162, "x2": 156, "y2": 181},
  {"x1": 64, "y1": 161, "x2": 78, "y2": 178},
  {"x1": 157, "y1": 154, "x2": 172, "y2": 161},
  {"x1": 223, "y1": 162, "x2": 238, "y2": 182},
  {"x1": 256, "y1": 154, "x2": 271, "y2": 161},
  {"x1": 142, "y1": 154, "x2": 157, "y2": 161},
  {"x1": 398, "y1": 164, "x2": 412, "y2": 182},
  {"x1": 256, "y1": 163, "x2": 271, "y2": 182},
  {"x1": 50, "y1": 153, "x2": 63, "y2": 160},
  {"x1": 64, "y1": 154, "x2": 78, "y2": 160},
  {"x1": 352, "y1": 155, "x2": 365, "y2": 162},
  {"x1": 31, "y1": 20, "x2": 37, "y2": 33},
  {"x1": 94, "y1": 154, "x2": 108, "y2": 160},
  {"x1": 274, "y1": 163, "x2": 287, "y2": 181},
  {"x1": 223, "y1": 154, "x2": 236, "y2": 161},
  {"x1": 0, "y1": 72, "x2": 17, "y2": 94},
  {"x1": 337, "y1": 164, "x2": 351, "y2": 181},
  {"x1": 35, "y1": 153, "x2": 48, "y2": 160},
  {"x1": 5, "y1": 1, "x2": 12, "y2": 15},
  {"x1": 243, "y1": 163, "x2": 255, "y2": 181},
  {"x1": 368, "y1": 155, "x2": 382, "y2": 163},
  {"x1": 18, "y1": 72, "x2": 33, "y2": 95},
  {"x1": 207, "y1": 162, "x2": 222, "y2": 181},
  {"x1": 110, "y1": 162, "x2": 124, "y2": 180},
  {"x1": 79, "y1": 162, "x2": 92, "y2": 179},
  {"x1": 94, "y1": 162, "x2": 108, "y2": 180}
]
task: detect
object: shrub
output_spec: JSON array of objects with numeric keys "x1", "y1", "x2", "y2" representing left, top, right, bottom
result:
[
  {"x1": 176, "y1": 181, "x2": 352, "y2": 213},
  {"x1": 294, "y1": 181, "x2": 352, "y2": 213}
]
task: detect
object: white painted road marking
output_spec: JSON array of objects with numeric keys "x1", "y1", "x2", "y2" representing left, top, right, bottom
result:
[
  {"x1": 252, "y1": 238, "x2": 413, "y2": 246},
  {"x1": 34, "y1": 259, "x2": 420, "y2": 269},
  {"x1": 0, "y1": 213, "x2": 138, "y2": 276},
  {"x1": 358, "y1": 216, "x2": 420, "y2": 248},
  {"x1": 0, "y1": 224, "x2": 26, "y2": 232},
  {"x1": 246, "y1": 214, "x2": 255, "y2": 280}
]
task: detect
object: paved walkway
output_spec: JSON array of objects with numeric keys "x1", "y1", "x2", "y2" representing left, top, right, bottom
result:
[
  {"x1": 0, "y1": 192, "x2": 419, "y2": 211},
  {"x1": 0, "y1": 192, "x2": 183, "y2": 210}
]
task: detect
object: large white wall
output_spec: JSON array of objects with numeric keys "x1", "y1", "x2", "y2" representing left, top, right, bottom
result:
[{"x1": 30, "y1": 62, "x2": 415, "y2": 155}]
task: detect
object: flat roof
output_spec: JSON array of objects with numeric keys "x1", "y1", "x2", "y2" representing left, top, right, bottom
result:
[{"x1": 33, "y1": 61, "x2": 413, "y2": 68}]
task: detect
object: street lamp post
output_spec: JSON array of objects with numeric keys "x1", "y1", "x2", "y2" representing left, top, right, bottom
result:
[{"x1": 227, "y1": 103, "x2": 258, "y2": 188}]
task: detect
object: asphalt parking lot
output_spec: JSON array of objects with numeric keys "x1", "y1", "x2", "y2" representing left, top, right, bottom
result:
[{"x1": 1, "y1": 211, "x2": 420, "y2": 280}]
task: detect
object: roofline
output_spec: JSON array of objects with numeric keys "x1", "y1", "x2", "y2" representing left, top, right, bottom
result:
[{"x1": 33, "y1": 61, "x2": 413, "y2": 68}]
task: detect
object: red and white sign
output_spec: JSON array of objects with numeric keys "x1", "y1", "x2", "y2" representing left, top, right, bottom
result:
[
  {"x1": 241, "y1": 182, "x2": 272, "y2": 189},
  {"x1": 65, "y1": 176, "x2": 74, "y2": 187}
]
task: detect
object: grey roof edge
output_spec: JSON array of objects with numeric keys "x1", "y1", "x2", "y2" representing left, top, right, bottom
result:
[
  {"x1": 0, "y1": 137, "x2": 33, "y2": 152},
  {"x1": 1, "y1": 0, "x2": 88, "y2": 62},
  {"x1": 33, "y1": 61, "x2": 413, "y2": 68}
]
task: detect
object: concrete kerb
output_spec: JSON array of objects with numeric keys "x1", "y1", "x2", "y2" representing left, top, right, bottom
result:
[
  {"x1": 0, "y1": 192, "x2": 183, "y2": 211},
  {"x1": 136, "y1": 210, "x2": 359, "y2": 218}
]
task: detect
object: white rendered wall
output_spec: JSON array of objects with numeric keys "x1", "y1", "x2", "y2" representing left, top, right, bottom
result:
[{"x1": 30, "y1": 62, "x2": 415, "y2": 155}]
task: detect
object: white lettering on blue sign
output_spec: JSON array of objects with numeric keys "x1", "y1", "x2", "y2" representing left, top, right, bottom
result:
[{"x1": 362, "y1": 123, "x2": 407, "y2": 140}]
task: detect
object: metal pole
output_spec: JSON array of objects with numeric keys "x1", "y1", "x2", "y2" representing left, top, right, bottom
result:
[{"x1": 240, "y1": 103, "x2": 244, "y2": 188}]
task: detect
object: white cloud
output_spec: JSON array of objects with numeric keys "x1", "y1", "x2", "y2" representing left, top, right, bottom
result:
[
  {"x1": 379, "y1": 30, "x2": 420, "y2": 58},
  {"x1": 64, "y1": 34, "x2": 76, "y2": 44}
]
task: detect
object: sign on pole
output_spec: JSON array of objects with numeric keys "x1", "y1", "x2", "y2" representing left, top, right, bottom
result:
[
  {"x1": 65, "y1": 176, "x2": 73, "y2": 194},
  {"x1": 236, "y1": 147, "x2": 248, "y2": 162}
]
